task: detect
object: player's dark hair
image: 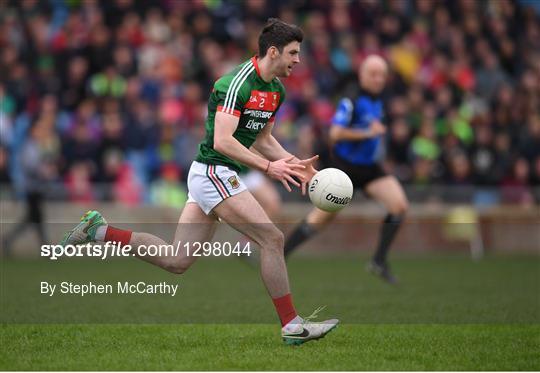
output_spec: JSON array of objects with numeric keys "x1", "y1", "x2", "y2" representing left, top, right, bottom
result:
[{"x1": 258, "y1": 18, "x2": 304, "y2": 57}]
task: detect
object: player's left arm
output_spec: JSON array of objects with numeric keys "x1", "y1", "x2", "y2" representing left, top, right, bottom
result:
[
  {"x1": 253, "y1": 121, "x2": 318, "y2": 195},
  {"x1": 252, "y1": 85, "x2": 295, "y2": 161},
  {"x1": 252, "y1": 120, "x2": 291, "y2": 161}
]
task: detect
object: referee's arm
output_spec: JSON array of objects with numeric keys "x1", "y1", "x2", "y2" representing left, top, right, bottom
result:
[
  {"x1": 329, "y1": 120, "x2": 386, "y2": 143},
  {"x1": 329, "y1": 98, "x2": 386, "y2": 144}
]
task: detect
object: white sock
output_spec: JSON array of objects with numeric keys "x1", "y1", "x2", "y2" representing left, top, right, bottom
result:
[
  {"x1": 95, "y1": 225, "x2": 108, "y2": 241},
  {"x1": 284, "y1": 315, "x2": 303, "y2": 328}
]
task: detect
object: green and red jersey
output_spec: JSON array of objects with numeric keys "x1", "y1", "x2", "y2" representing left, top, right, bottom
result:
[{"x1": 195, "y1": 57, "x2": 286, "y2": 172}]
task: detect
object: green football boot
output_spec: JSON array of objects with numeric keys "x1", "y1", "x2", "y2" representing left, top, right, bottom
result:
[{"x1": 60, "y1": 210, "x2": 107, "y2": 246}]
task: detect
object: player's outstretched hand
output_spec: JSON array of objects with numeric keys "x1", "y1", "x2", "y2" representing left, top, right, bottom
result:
[
  {"x1": 267, "y1": 156, "x2": 305, "y2": 192},
  {"x1": 295, "y1": 155, "x2": 319, "y2": 195}
]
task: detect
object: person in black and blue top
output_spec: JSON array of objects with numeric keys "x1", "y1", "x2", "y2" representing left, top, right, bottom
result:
[{"x1": 284, "y1": 55, "x2": 408, "y2": 284}]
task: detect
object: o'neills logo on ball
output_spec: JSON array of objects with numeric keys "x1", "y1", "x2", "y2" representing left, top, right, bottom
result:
[
  {"x1": 309, "y1": 179, "x2": 319, "y2": 192},
  {"x1": 325, "y1": 193, "x2": 351, "y2": 205}
]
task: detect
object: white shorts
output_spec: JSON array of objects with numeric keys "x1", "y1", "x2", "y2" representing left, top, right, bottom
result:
[
  {"x1": 186, "y1": 161, "x2": 247, "y2": 215},
  {"x1": 242, "y1": 169, "x2": 266, "y2": 191}
]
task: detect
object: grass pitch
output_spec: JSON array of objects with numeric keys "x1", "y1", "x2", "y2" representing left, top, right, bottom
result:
[
  {"x1": 2, "y1": 324, "x2": 538, "y2": 370},
  {"x1": 1, "y1": 253, "x2": 539, "y2": 370}
]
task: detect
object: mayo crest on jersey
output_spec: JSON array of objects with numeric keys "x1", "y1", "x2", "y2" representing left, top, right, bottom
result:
[{"x1": 196, "y1": 57, "x2": 286, "y2": 172}]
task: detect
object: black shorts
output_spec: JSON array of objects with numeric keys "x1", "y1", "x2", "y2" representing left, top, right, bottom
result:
[{"x1": 330, "y1": 156, "x2": 388, "y2": 191}]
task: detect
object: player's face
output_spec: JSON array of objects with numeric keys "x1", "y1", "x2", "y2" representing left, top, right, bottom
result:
[{"x1": 275, "y1": 41, "x2": 301, "y2": 77}]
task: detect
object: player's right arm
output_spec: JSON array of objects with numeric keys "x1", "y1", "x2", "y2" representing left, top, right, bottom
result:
[
  {"x1": 213, "y1": 112, "x2": 304, "y2": 192},
  {"x1": 328, "y1": 98, "x2": 386, "y2": 144}
]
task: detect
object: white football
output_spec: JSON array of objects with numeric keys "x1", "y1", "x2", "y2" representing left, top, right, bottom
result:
[{"x1": 308, "y1": 168, "x2": 353, "y2": 212}]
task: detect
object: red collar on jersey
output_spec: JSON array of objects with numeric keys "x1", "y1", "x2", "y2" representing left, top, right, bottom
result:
[{"x1": 251, "y1": 56, "x2": 262, "y2": 78}]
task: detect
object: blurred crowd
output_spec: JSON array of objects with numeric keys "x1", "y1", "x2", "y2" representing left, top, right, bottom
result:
[{"x1": 1, "y1": 0, "x2": 539, "y2": 206}]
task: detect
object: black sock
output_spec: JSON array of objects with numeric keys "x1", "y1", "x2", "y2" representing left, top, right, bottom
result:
[
  {"x1": 373, "y1": 214, "x2": 403, "y2": 264},
  {"x1": 284, "y1": 219, "x2": 317, "y2": 257}
]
